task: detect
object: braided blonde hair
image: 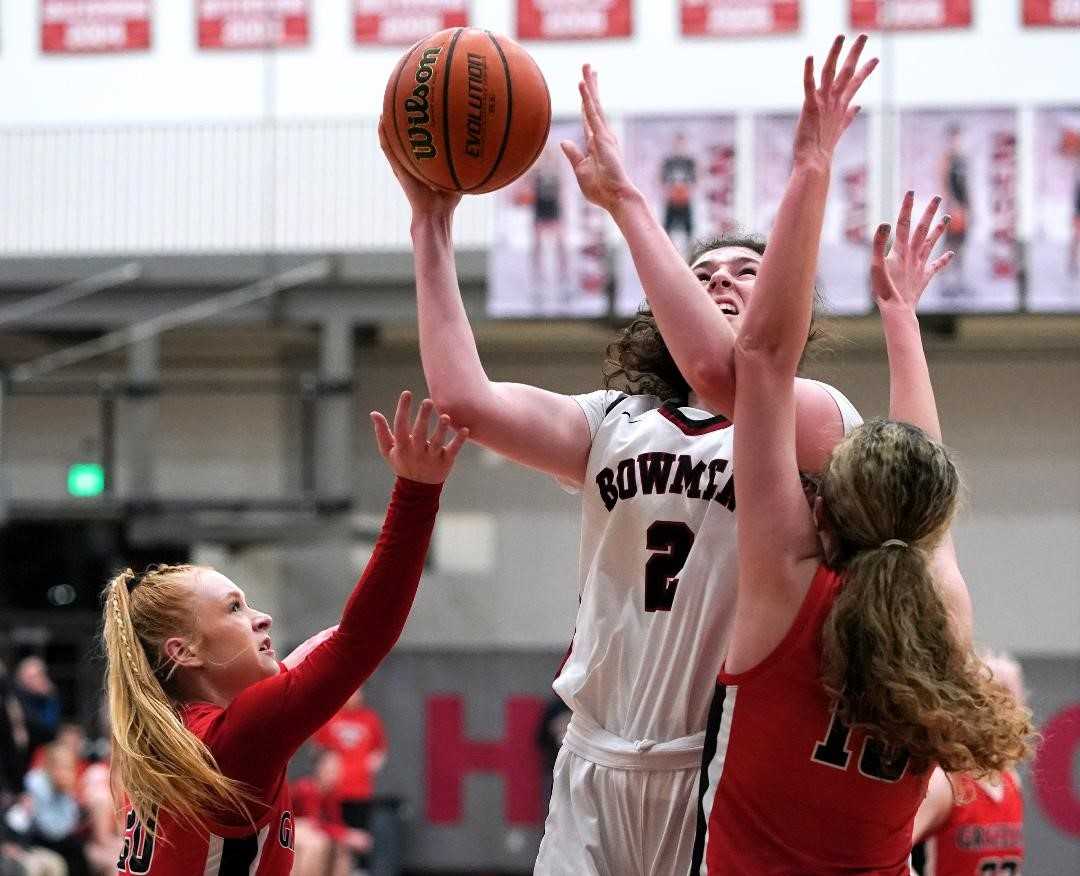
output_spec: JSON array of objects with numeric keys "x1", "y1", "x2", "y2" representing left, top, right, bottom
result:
[{"x1": 103, "y1": 565, "x2": 256, "y2": 837}]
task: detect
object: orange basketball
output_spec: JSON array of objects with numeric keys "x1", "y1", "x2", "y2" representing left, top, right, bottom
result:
[{"x1": 383, "y1": 28, "x2": 551, "y2": 195}]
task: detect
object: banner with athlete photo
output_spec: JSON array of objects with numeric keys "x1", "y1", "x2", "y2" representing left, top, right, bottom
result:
[
  {"x1": 898, "y1": 109, "x2": 1020, "y2": 312},
  {"x1": 1023, "y1": 0, "x2": 1080, "y2": 26},
  {"x1": 754, "y1": 113, "x2": 872, "y2": 315},
  {"x1": 615, "y1": 116, "x2": 737, "y2": 316},
  {"x1": 516, "y1": 0, "x2": 632, "y2": 40},
  {"x1": 1028, "y1": 108, "x2": 1080, "y2": 311},
  {"x1": 680, "y1": 0, "x2": 799, "y2": 37},
  {"x1": 354, "y1": 0, "x2": 469, "y2": 45},
  {"x1": 849, "y1": 0, "x2": 971, "y2": 30},
  {"x1": 197, "y1": 0, "x2": 309, "y2": 49},
  {"x1": 42, "y1": 0, "x2": 152, "y2": 53},
  {"x1": 488, "y1": 121, "x2": 611, "y2": 318}
]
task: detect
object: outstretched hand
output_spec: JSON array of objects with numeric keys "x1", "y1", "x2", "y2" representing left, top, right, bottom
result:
[
  {"x1": 560, "y1": 65, "x2": 638, "y2": 215},
  {"x1": 793, "y1": 34, "x2": 878, "y2": 168},
  {"x1": 872, "y1": 191, "x2": 954, "y2": 313},
  {"x1": 371, "y1": 391, "x2": 468, "y2": 484},
  {"x1": 378, "y1": 117, "x2": 462, "y2": 218}
]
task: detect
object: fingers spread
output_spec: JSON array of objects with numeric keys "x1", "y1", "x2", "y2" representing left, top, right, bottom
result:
[
  {"x1": 894, "y1": 190, "x2": 915, "y2": 252},
  {"x1": 803, "y1": 56, "x2": 816, "y2": 104},
  {"x1": 912, "y1": 196, "x2": 942, "y2": 250},
  {"x1": 820, "y1": 34, "x2": 844, "y2": 91},
  {"x1": 392, "y1": 390, "x2": 413, "y2": 445},
  {"x1": 411, "y1": 398, "x2": 435, "y2": 444},
  {"x1": 841, "y1": 56, "x2": 878, "y2": 107},
  {"x1": 922, "y1": 215, "x2": 950, "y2": 260},
  {"x1": 444, "y1": 426, "x2": 470, "y2": 462},
  {"x1": 430, "y1": 413, "x2": 451, "y2": 448},
  {"x1": 835, "y1": 33, "x2": 867, "y2": 93},
  {"x1": 928, "y1": 251, "x2": 955, "y2": 277},
  {"x1": 370, "y1": 412, "x2": 394, "y2": 460},
  {"x1": 561, "y1": 139, "x2": 585, "y2": 167}
]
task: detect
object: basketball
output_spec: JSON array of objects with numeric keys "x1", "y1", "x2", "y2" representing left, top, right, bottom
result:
[{"x1": 383, "y1": 28, "x2": 551, "y2": 194}]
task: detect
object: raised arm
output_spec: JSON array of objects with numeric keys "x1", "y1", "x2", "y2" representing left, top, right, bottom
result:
[
  {"x1": 378, "y1": 122, "x2": 591, "y2": 486},
  {"x1": 206, "y1": 394, "x2": 466, "y2": 791},
  {"x1": 562, "y1": 67, "x2": 853, "y2": 470},
  {"x1": 562, "y1": 74, "x2": 737, "y2": 405},
  {"x1": 871, "y1": 192, "x2": 972, "y2": 641},
  {"x1": 727, "y1": 36, "x2": 877, "y2": 673}
]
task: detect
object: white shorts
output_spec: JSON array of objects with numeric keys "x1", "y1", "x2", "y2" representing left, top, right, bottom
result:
[{"x1": 534, "y1": 713, "x2": 703, "y2": 876}]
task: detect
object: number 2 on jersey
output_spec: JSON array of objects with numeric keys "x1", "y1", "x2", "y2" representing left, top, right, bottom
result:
[{"x1": 644, "y1": 521, "x2": 695, "y2": 612}]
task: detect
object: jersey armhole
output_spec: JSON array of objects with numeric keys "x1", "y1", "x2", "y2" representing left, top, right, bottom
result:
[{"x1": 719, "y1": 565, "x2": 837, "y2": 686}]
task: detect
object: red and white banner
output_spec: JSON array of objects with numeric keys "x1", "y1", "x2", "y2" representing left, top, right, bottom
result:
[
  {"x1": 850, "y1": 0, "x2": 971, "y2": 30},
  {"x1": 516, "y1": 0, "x2": 632, "y2": 41},
  {"x1": 1023, "y1": 0, "x2": 1080, "y2": 27},
  {"x1": 41, "y1": 0, "x2": 151, "y2": 53},
  {"x1": 616, "y1": 115, "x2": 737, "y2": 315},
  {"x1": 681, "y1": 1, "x2": 798, "y2": 37},
  {"x1": 354, "y1": 0, "x2": 469, "y2": 45},
  {"x1": 198, "y1": 0, "x2": 309, "y2": 50}
]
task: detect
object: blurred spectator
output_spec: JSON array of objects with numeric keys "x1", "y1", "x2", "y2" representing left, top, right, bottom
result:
[
  {"x1": 28, "y1": 727, "x2": 85, "y2": 781},
  {"x1": 12, "y1": 661, "x2": 60, "y2": 758},
  {"x1": 291, "y1": 751, "x2": 371, "y2": 876},
  {"x1": 313, "y1": 687, "x2": 386, "y2": 868},
  {"x1": 0, "y1": 661, "x2": 29, "y2": 797},
  {"x1": 77, "y1": 742, "x2": 118, "y2": 876},
  {"x1": 19, "y1": 744, "x2": 87, "y2": 876}
]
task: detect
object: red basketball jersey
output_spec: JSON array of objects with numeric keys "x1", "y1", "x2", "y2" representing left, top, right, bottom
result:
[
  {"x1": 922, "y1": 772, "x2": 1023, "y2": 876},
  {"x1": 694, "y1": 565, "x2": 931, "y2": 875},
  {"x1": 116, "y1": 702, "x2": 296, "y2": 875}
]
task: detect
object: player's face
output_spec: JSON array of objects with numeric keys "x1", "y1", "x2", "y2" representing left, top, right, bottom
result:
[
  {"x1": 690, "y1": 246, "x2": 762, "y2": 328},
  {"x1": 188, "y1": 569, "x2": 279, "y2": 694}
]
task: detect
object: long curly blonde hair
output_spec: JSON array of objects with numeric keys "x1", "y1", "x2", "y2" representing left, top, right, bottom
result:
[
  {"x1": 819, "y1": 420, "x2": 1034, "y2": 774},
  {"x1": 102, "y1": 564, "x2": 256, "y2": 837}
]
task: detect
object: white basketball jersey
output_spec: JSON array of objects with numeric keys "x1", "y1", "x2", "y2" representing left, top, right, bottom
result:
[{"x1": 553, "y1": 384, "x2": 861, "y2": 744}]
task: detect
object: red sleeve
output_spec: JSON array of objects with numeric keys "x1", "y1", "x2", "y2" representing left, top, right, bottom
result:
[{"x1": 199, "y1": 478, "x2": 440, "y2": 802}]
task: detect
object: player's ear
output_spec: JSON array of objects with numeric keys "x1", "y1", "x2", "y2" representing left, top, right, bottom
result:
[{"x1": 164, "y1": 636, "x2": 202, "y2": 669}]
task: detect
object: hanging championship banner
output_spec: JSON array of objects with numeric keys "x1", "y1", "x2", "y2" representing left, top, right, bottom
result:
[
  {"x1": 1023, "y1": 0, "x2": 1080, "y2": 26},
  {"x1": 198, "y1": 0, "x2": 309, "y2": 49},
  {"x1": 615, "y1": 116, "x2": 737, "y2": 316},
  {"x1": 681, "y1": 0, "x2": 799, "y2": 37},
  {"x1": 516, "y1": 0, "x2": 632, "y2": 40},
  {"x1": 42, "y1": 0, "x2": 152, "y2": 53},
  {"x1": 850, "y1": 0, "x2": 971, "y2": 30},
  {"x1": 488, "y1": 121, "x2": 611, "y2": 318},
  {"x1": 354, "y1": 0, "x2": 469, "y2": 45},
  {"x1": 1029, "y1": 107, "x2": 1080, "y2": 311},
  {"x1": 754, "y1": 113, "x2": 871, "y2": 315},
  {"x1": 898, "y1": 109, "x2": 1019, "y2": 313}
]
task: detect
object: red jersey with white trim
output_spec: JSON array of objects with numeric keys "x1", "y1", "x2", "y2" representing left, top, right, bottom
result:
[
  {"x1": 313, "y1": 707, "x2": 386, "y2": 799},
  {"x1": 114, "y1": 478, "x2": 440, "y2": 876},
  {"x1": 695, "y1": 565, "x2": 930, "y2": 875},
  {"x1": 922, "y1": 773, "x2": 1023, "y2": 876}
]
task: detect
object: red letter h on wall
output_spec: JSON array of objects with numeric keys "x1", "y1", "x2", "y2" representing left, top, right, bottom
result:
[{"x1": 426, "y1": 695, "x2": 544, "y2": 825}]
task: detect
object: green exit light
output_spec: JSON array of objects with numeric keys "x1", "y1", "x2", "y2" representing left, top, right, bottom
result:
[{"x1": 67, "y1": 463, "x2": 105, "y2": 497}]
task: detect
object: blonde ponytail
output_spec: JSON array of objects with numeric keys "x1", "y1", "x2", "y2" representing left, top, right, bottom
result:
[
  {"x1": 819, "y1": 420, "x2": 1034, "y2": 775},
  {"x1": 103, "y1": 565, "x2": 256, "y2": 837}
]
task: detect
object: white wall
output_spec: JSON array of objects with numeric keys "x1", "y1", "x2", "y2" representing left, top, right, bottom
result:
[{"x1": 2, "y1": 1, "x2": 1078, "y2": 125}]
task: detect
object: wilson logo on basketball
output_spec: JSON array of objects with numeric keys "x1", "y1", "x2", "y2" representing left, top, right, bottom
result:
[
  {"x1": 405, "y1": 47, "x2": 442, "y2": 161},
  {"x1": 464, "y1": 52, "x2": 487, "y2": 158}
]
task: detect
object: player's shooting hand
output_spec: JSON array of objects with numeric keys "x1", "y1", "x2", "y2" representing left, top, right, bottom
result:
[
  {"x1": 872, "y1": 190, "x2": 954, "y2": 314},
  {"x1": 378, "y1": 117, "x2": 462, "y2": 218},
  {"x1": 793, "y1": 34, "x2": 877, "y2": 170},
  {"x1": 371, "y1": 391, "x2": 469, "y2": 484},
  {"x1": 561, "y1": 65, "x2": 639, "y2": 216}
]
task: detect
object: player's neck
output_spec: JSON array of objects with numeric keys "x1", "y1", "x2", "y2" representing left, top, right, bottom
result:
[{"x1": 686, "y1": 391, "x2": 721, "y2": 417}]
